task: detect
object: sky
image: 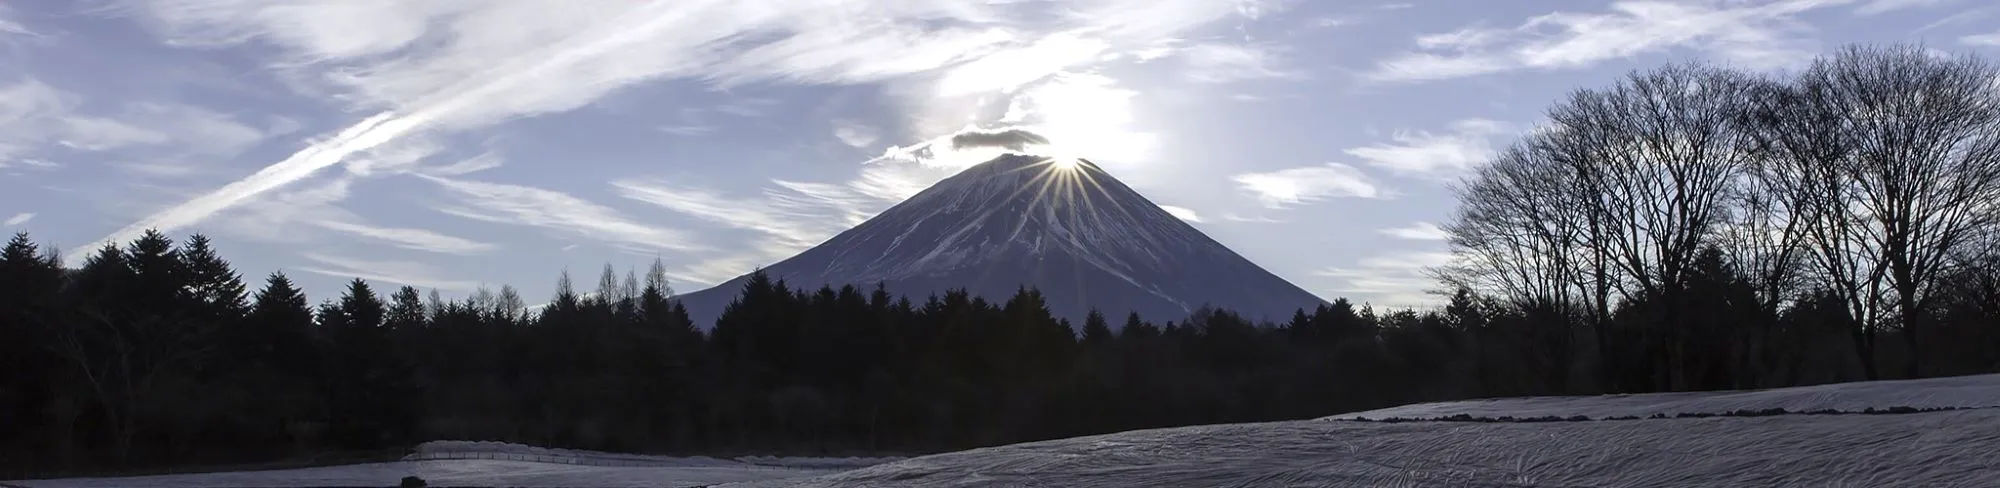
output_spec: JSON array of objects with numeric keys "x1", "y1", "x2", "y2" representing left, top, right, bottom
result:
[{"x1": 1, "y1": 0, "x2": 1996, "y2": 310}]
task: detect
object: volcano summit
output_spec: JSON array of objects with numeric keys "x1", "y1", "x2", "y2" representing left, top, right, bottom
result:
[{"x1": 676, "y1": 154, "x2": 1327, "y2": 327}]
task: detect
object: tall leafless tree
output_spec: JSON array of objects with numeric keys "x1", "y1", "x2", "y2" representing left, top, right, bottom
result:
[
  {"x1": 1744, "y1": 44, "x2": 2000, "y2": 378},
  {"x1": 1447, "y1": 63, "x2": 1762, "y2": 391}
]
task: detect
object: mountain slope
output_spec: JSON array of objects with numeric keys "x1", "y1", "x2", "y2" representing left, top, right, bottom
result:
[{"x1": 676, "y1": 154, "x2": 1327, "y2": 327}]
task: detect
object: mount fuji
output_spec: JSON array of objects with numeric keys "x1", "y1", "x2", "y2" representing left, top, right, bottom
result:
[{"x1": 675, "y1": 154, "x2": 1328, "y2": 327}]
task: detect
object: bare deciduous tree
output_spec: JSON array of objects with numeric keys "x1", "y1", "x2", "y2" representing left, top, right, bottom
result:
[
  {"x1": 1443, "y1": 63, "x2": 1763, "y2": 391},
  {"x1": 1744, "y1": 44, "x2": 2000, "y2": 378}
]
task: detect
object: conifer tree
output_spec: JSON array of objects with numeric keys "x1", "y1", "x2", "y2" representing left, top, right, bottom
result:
[{"x1": 387, "y1": 286, "x2": 427, "y2": 330}]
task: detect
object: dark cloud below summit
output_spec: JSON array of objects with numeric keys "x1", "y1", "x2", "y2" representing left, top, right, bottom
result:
[{"x1": 950, "y1": 128, "x2": 1051, "y2": 152}]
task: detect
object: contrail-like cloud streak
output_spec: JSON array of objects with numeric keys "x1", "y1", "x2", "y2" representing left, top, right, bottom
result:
[{"x1": 67, "y1": 2, "x2": 693, "y2": 263}]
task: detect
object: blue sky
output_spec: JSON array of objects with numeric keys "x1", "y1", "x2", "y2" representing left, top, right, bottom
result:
[{"x1": 2, "y1": 0, "x2": 1996, "y2": 310}]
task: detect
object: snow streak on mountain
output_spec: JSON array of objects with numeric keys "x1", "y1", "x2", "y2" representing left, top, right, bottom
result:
[{"x1": 676, "y1": 154, "x2": 1328, "y2": 327}]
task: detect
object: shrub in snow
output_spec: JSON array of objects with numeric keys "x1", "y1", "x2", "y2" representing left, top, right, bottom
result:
[{"x1": 400, "y1": 475, "x2": 426, "y2": 488}]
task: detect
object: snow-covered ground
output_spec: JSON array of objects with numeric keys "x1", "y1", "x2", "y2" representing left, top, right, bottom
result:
[
  {"x1": 726, "y1": 374, "x2": 2000, "y2": 487},
  {"x1": 1327, "y1": 373, "x2": 2000, "y2": 421},
  {"x1": 8, "y1": 442, "x2": 895, "y2": 488},
  {"x1": 726, "y1": 407, "x2": 2000, "y2": 487},
  {"x1": 16, "y1": 374, "x2": 2000, "y2": 487},
  {"x1": 405, "y1": 440, "x2": 901, "y2": 469},
  {"x1": 11, "y1": 459, "x2": 823, "y2": 488}
]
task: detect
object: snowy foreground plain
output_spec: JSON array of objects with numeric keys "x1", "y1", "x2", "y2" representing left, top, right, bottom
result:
[{"x1": 15, "y1": 374, "x2": 2000, "y2": 488}]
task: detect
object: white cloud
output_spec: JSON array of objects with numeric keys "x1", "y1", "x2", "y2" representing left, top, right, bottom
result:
[
  {"x1": 1966, "y1": 32, "x2": 2000, "y2": 46},
  {"x1": 56, "y1": 117, "x2": 171, "y2": 150},
  {"x1": 713, "y1": 98, "x2": 781, "y2": 118},
  {"x1": 129, "y1": 102, "x2": 269, "y2": 156},
  {"x1": 3, "y1": 212, "x2": 32, "y2": 226},
  {"x1": 1344, "y1": 119, "x2": 1510, "y2": 179},
  {"x1": 296, "y1": 252, "x2": 483, "y2": 292},
  {"x1": 205, "y1": 174, "x2": 498, "y2": 257},
  {"x1": 0, "y1": 79, "x2": 76, "y2": 162},
  {"x1": 614, "y1": 179, "x2": 845, "y2": 253},
  {"x1": 1158, "y1": 204, "x2": 1203, "y2": 222},
  {"x1": 420, "y1": 153, "x2": 504, "y2": 176},
  {"x1": 1232, "y1": 163, "x2": 1386, "y2": 208},
  {"x1": 315, "y1": 220, "x2": 500, "y2": 255},
  {"x1": 0, "y1": 79, "x2": 268, "y2": 181},
  {"x1": 1369, "y1": 0, "x2": 1844, "y2": 83},
  {"x1": 1853, "y1": 0, "x2": 1963, "y2": 15},
  {"x1": 0, "y1": 4, "x2": 33, "y2": 39},
  {"x1": 1180, "y1": 43, "x2": 1298, "y2": 83},
  {"x1": 1915, "y1": 6, "x2": 1994, "y2": 32},
  {"x1": 1371, "y1": 53, "x2": 1512, "y2": 82},
  {"x1": 1380, "y1": 221, "x2": 1449, "y2": 240},
  {"x1": 1222, "y1": 213, "x2": 1286, "y2": 223},
  {"x1": 1312, "y1": 17, "x2": 1359, "y2": 28},
  {"x1": 1316, "y1": 250, "x2": 1455, "y2": 307},
  {"x1": 658, "y1": 125, "x2": 715, "y2": 136},
  {"x1": 91, "y1": 0, "x2": 1265, "y2": 259},
  {"x1": 58, "y1": 102, "x2": 266, "y2": 156},
  {"x1": 833, "y1": 120, "x2": 881, "y2": 148},
  {"x1": 422, "y1": 175, "x2": 704, "y2": 254},
  {"x1": 615, "y1": 176, "x2": 897, "y2": 284},
  {"x1": 343, "y1": 137, "x2": 445, "y2": 176}
]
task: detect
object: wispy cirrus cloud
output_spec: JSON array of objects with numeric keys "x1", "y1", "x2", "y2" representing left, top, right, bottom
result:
[
  {"x1": 207, "y1": 174, "x2": 500, "y2": 256},
  {"x1": 1316, "y1": 250, "x2": 1455, "y2": 308},
  {"x1": 421, "y1": 175, "x2": 703, "y2": 255},
  {"x1": 1853, "y1": 0, "x2": 1964, "y2": 16},
  {"x1": 832, "y1": 120, "x2": 881, "y2": 148},
  {"x1": 613, "y1": 179, "x2": 847, "y2": 253},
  {"x1": 296, "y1": 252, "x2": 483, "y2": 292},
  {"x1": 1, "y1": 79, "x2": 81, "y2": 163},
  {"x1": 1368, "y1": 0, "x2": 1846, "y2": 83},
  {"x1": 82, "y1": 0, "x2": 1270, "y2": 260},
  {"x1": 1232, "y1": 163, "x2": 1386, "y2": 208},
  {"x1": 1179, "y1": 42, "x2": 1300, "y2": 83},
  {"x1": 1345, "y1": 119, "x2": 1510, "y2": 179},
  {"x1": 1967, "y1": 32, "x2": 2000, "y2": 46},
  {"x1": 1380, "y1": 221, "x2": 1448, "y2": 240},
  {"x1": 613, "y1": 178, "x2": 857, "y2": 284},
  {"x1": 1158, "y1": 204, "x2": 1203, "y2": 222},
  {"x1": 0, "y1": 4, "x2": 33, "y2": 39},
  {"x1": 1222, "y1": 213, "x2": 1286, "y2": 224},
  {"x1": 1, "y1": 77, "x2": 269, "y2": 181},
  {"x1": 316, "y1": 220, "x2": 500, "y2": 255},
  {"x1": 4, "y1": 212, "x2": 32, "y2": 226},
  {"x1": 55, "y1": 116, "x2": 170, "y2": 151}
]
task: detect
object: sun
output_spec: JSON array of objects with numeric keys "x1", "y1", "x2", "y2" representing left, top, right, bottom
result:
[
  {"x1": 1006, "y1": 73, "x2": 1156, "y2": 164},
  {"x1": 1048, "y1": 158, "x2": 1081, "y2": 171}
]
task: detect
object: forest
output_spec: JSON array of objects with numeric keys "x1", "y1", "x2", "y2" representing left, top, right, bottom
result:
[{"x1": 1, "y1": 43, "x2": 1996, "y2": 477}]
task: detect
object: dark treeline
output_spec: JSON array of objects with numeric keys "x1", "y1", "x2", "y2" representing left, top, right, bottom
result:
[{"x1": 2, "y1": 43, "x2": 1997, "y2": 476}]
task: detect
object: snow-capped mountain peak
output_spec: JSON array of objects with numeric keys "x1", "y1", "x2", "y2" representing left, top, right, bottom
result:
[{"x1": 677, "y1": 153, "x2": 1326, "y2": 326}]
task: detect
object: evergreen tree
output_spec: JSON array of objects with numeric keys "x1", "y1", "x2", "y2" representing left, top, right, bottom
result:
[
  {"x1": 1081, "y1": 310, "x2": 1114, "y2": 348},
  {"x1": 0, "y1": 234, "x2": 63, "y2": 466},
  {"x1": 339, "y1": 279, "x2": 387, "y2": 329},
  {"x1": 179, "y1": 234, "x2": 249, "y2": 319},
  {"x1": 386, "y1": 286, "x2": 427, "y2": 330}
]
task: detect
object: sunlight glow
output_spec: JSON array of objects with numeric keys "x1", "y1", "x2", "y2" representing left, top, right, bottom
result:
[
  {"x1": 1006, "y1": 72, "x2": 1157, "y2": 164},
  {"x1": 874, "y1": 70, "x2": 1155, "y2": 186}
]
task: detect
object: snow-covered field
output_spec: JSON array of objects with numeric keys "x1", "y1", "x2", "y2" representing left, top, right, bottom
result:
[
  {"x1": 15, "y1": 374, "x2": 2000, "y2": 487},
  {"x1": 728, "y1": 408, "x2": 1999, "y2": 487},
  {"x1": 1327, "y1": 374, "x2": 2000, "y2": 421},
  {"x1": 730, "y1": 374, "x2": 2000, "y2": 488},
  {"x1": 9, "y1": 443, "x2": 895, "y2": 488}
]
